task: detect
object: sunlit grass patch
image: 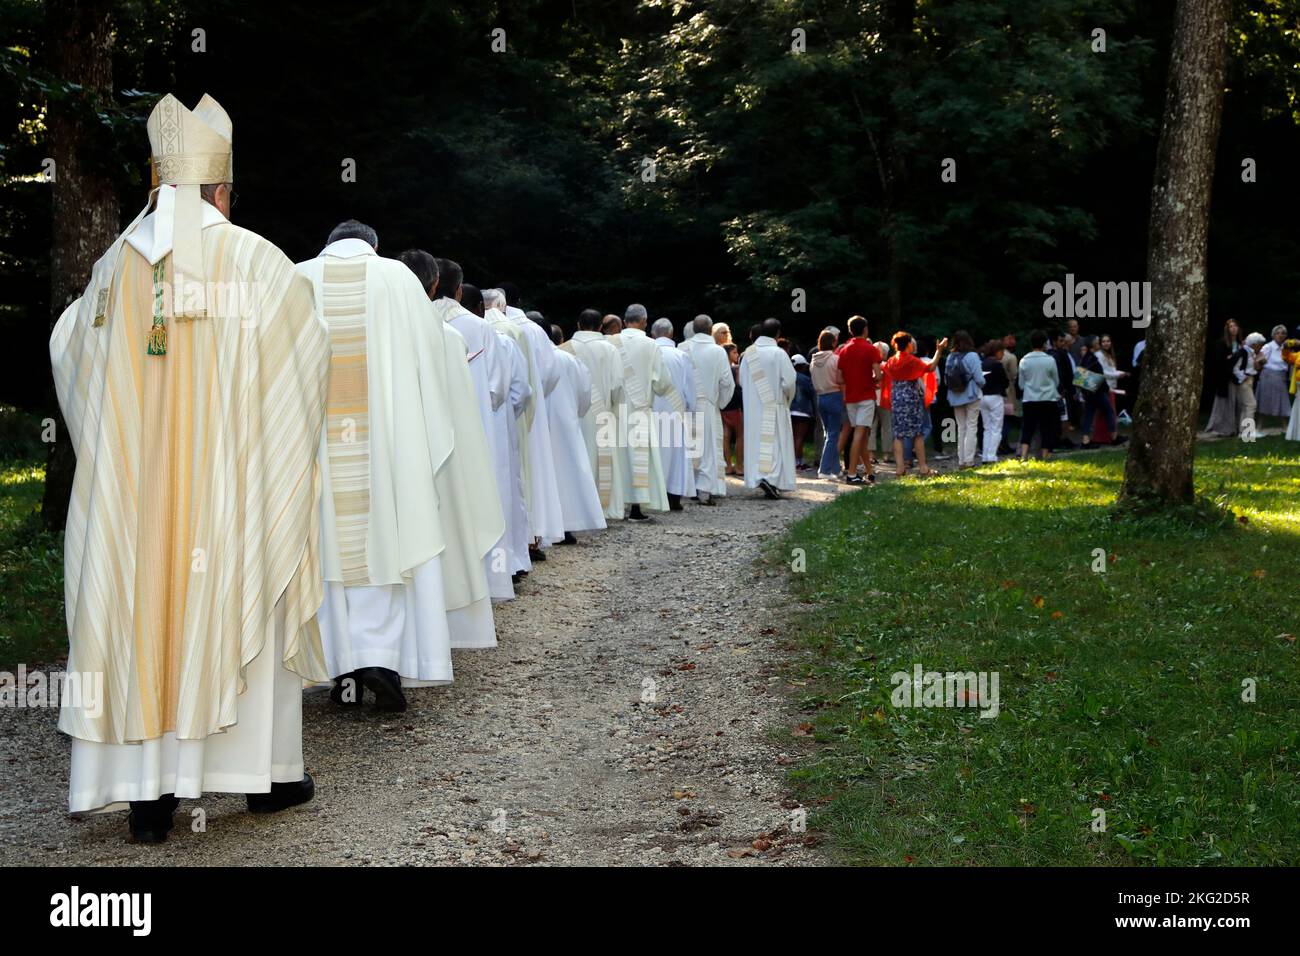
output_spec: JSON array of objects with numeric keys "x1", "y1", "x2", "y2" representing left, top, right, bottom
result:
[{"x1": 781, "y1": 437, "x2": 1299, "y2": 866}]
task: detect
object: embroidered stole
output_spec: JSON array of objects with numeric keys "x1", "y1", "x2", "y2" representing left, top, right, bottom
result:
[
  {"x1": 614, "y1": 336, "x2": 651, "y2": 491},
  {"x1": 744, "y1": 344, "x2": 780, "y2": 473},
  {"x1": 563, "y1": 341, "x2": 614, "y2": 509},
  {"x1": 322, "y1": 259, "x2": 373, "y2": 585}
]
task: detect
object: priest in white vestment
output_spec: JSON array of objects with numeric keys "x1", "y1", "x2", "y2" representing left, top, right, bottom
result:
[
  {"x1": 566, "y1": 309, "x2": 627, "y2": 521},
  {"x1": 479, "y1": 293, "x2": 536, "y2": 578},
  {"x1": 491, "y1": 287, "x2": 566, "y2": 556},
  {"x1": 51, "y1": 94, "x2": 330, "y2": 840},
  {"x1": 615, "y1": 305, "x2": 686, "y2": 519},
  {"x1": 678, "y1": 314, "x2": 735, "y2": 504},
  {"x1": 545, "y1": 323, "x2": 607, "y2": 536},
  {"x1": 651, "y1": 318, "x2": 698, "y2": 510},
  {"x1": 739, "y1": 318, "x2": 798, "y2": 498},
  {"x1": 298, "y1": 224, "x2": 503, "y2": 712},
  {"x1": 403, "y1": 254, "x2": 515, "y2": 607}
]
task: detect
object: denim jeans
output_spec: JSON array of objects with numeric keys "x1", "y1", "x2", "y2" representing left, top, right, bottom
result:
[{"x1": 817, "y1": 392, "x2": 845, "y2": 475}]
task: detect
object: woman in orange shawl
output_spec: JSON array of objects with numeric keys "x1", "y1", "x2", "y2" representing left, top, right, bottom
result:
[{"x1": 883, "y1": 332, "x2": 948, "y2": 476}]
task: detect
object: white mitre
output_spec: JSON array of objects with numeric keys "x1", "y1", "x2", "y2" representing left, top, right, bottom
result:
[{"x1": 145, "y1": 93, "x2": 233, "y2": 317}]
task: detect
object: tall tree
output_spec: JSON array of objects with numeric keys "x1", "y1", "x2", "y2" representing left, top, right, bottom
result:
[
  {"x1": 40, "y1": 0, "x2": 119, "y2": 530},
  {"x1": 1119, "y1": 0, "x2": 1232, "y2": 505}
]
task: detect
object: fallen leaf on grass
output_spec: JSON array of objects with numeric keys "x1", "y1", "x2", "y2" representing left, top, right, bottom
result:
[
  {"x1": 727, "y1": 847, "x2": 756, "y2": 859},
  {"x1": 792, "y1": 722, "x2": 814, "y2": 737},
  {"x1": 1032, "y1": 595, "x2": 1045, "y2": 608}
]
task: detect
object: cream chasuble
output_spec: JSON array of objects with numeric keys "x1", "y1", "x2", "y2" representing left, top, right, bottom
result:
[
  {"x1": 678, "y1": 333, "x2": 735, "y2": 496},
  {"x1": 739, "y1": 336, "x2": 797, "y2": 491},
  {"x1": 297, "y1": 241, "x2": 503, "y2": 673},
  {"x1": 565, "y1": 331, "x2": 626, "y2": 521},
  {"x1": 614, "y1": 327, "x2": 683, "y2": 512},
  {"x1": 52, "y1": 94, "x2": 330, "y2": 811}
]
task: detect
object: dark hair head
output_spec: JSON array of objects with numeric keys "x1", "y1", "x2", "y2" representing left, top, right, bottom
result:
[
  {"x1": 327, "y1": 219, "x2": 378, "y2": 249},
  {"x1": 1081, "y1": 334, "x2": 1100, "y2": 351},
  {"x1": 952, "y1": 329, "x2": 975, "y2": 352},
  {"x1": 848, "y1": 315, "x2": 868, "y2": 338},
  {"x1": 1030, "y1": 329, "x2": 1049, "y2": 349},
  {"x1": 762, "y1": 317, "x2": 782, "y2": 339},
  {"x1": 891, "y1": 331, "x2": 913, "y2": 355},
  {"x1": 817, "y1": 329, "x2": 837, "y2": 352},
  {"x1": 460, "y1": 283, "x2": 483, "y2": 316},
  {"x1": 578, "y1": 308, "x2": 603, "y2": 331},
  {"x1": 549, "y1": 324, "x2": 563, "y2": 346},
  {"x1": 434, "y1": 258, "x2": 463, "y2": 300},
  {"x1": 398, "y1": 249, "x2": 439, "y2": 295},
  {"x1": 981, "y1": 339, "x2": 1004, "y2": 358}
]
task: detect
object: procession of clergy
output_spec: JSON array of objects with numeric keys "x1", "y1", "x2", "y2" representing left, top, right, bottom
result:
[{"x1": 47, "y1": 95, "x2": 799, "y2": 841}]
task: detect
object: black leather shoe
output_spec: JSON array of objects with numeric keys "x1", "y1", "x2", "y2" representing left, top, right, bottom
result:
[
  {"x1": 529, "y1": 545, "x2": 547, "y2": 562},
  {"x1": 357, "y1": 667, "x2": 407, "y2": 712},
  {"x1": 329, "y1": 672, "x2": 362, "y2": 707},
  {"x1": 128, "y1": 794, "x2": 179, "y2": 843},
  {"x1": 759, "y1": 479, "x2": 782, "y2": 500},
  {"x1": 247, "y1": 773, "x2": 315, "y2": 814},
  {"x1": 560, "y1": 532, "x2": 577, "y2": 545},
  {"x1": 667, "y1": 494, "x2": 683, "y2": 512}
]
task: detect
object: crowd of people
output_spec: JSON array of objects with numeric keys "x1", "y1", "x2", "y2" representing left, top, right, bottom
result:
[{"x1": 744, "y1": 313, "x2": 1300, "y2": 484}]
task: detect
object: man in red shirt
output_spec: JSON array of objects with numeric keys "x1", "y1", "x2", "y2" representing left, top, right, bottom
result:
[{"x1": 836, "y1": 315, "x2": 883, "y2": 483}]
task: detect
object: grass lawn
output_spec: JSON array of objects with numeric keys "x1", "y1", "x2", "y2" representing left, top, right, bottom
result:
[
  {"x1": 0, "y1": 456, "x2": 64, "y2": 668},
  {"x1": 781, "y1": 436, "x2": 1299, "y2": 865}
]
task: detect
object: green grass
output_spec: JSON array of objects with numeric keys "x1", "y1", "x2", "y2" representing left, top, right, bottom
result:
[
  {"x1": 780, "y1": 436, "x2": 1300, "y2": 866},
  {"x1": 0, "y1": 455, "x2": 65, "y2": 668}
]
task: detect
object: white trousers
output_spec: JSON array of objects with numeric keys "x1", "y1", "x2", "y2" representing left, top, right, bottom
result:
[
  {"x1": 979, "y1": 395, "x2": 1004, "y2": 463},
  {"x1": 953, "y1": 400, "x2": 981, "y2": 465}
]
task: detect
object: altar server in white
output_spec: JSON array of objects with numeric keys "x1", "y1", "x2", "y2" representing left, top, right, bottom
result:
[
  {"x1": 298, "y1": 222, "x2": 503, "y2": 712},
  {"x1": 678, "y1": 314, "x2": 735, "y2": 504},
  {"x1": 566, "y1": 308, "x2": 627, "y2": 521},
  {"x1": 651, "y1": 317, "x2": 698, "y2": 510},
  {"x1": 51, "y1": 94, "x2": 329, "y2": 841},
  {"x1": 739, "y1": 318, "x2": 797, "y2": 498}
]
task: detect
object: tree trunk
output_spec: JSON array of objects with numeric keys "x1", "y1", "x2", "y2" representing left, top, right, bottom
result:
[
  {"x1": 41, "y1": 0, "x2": 119, "y2": 531},
  {"x1": 1118, "y1": 0, "x2": 1230, "y2": 505},
  {"x1": 879, "y1": 0, "x2": 916, "y2": 331}
]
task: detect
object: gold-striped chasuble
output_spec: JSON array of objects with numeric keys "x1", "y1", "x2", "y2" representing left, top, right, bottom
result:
[{"x1": 322, "y1": 260, "x2": 372, "y2": 585}]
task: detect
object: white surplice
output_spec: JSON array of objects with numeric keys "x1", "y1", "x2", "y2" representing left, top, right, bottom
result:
[
  {"x1": 297, "y1": 240, "x2": 503, "y2": 675},
  {"x1": 739, "y1": 335, "x2": 797, "y2": 491},
  {"x1": 653, "y1": 335, "x2": 697, "y2": 498},
  {"x1": 498, "y1": 331, "x2": 534, "y2": 574},
  {"x1": 614, "y1": 327, "x2": 683, "y2": 512},
  {"x1": 435, "y1": 296, "x2": 514, "y2": 603},
  {"x1": 679, "y1": 332, "x2": 735, "y2": 496},
  {"x1": 548, "y1": 348, "x2": 608, "y2": 532},
  {"x1": 566, "y1": 330, "x2": 627, "y2": 521}
]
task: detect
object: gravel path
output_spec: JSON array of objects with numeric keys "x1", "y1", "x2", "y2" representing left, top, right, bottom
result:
[{"x1": 0, "y1": 476, "x2": 844, "y2": 867}]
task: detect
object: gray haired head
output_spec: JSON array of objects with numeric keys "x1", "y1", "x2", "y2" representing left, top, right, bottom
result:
[
  {"x1": 624, "y1": 303, "x2": 648, "y2": 323},
  {"x1": 482, "y1": 288, "x2": 506, "y2": 311},
  {"x1": 327, "y1": 219, "x2": 378, "y2": 249},
  {"x1": 651, "y1": 317, "x2": 674, "y2": 338},
  {"x1": 692, "y1": 314, "x2": 712, "y2": 335}
]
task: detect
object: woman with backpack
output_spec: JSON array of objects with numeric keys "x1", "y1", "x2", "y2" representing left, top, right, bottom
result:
[{"x1": 945, "y1": 330, "x2": 986, "y2": 468}]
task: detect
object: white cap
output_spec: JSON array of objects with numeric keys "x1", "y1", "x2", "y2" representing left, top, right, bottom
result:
[{"x1": 792, "y1": 354, "x2": 808, "y2": 365}]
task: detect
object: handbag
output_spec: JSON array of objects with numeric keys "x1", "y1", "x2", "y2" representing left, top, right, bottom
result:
[{"x1": 1072, "y1": 367, "x2": 1105, "y2": 392}]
